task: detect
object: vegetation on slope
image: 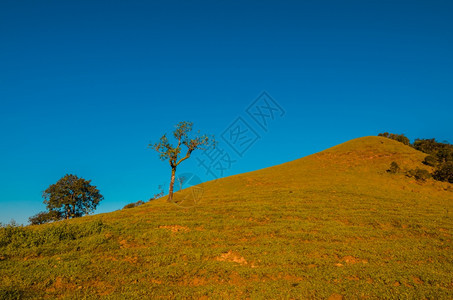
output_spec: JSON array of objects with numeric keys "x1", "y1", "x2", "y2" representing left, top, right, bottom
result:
[
  {"x1": 29, "y1": 174, "x2": 104, "y2": 225},
  {"x1": 1, "y1": 136, "x2": 452, "y2": 299},
  {"x1": 378, "y1": 132, "x2": 453, "y2": 183}
]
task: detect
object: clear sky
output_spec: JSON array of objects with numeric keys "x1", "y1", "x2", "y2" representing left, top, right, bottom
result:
[{"x1": 1, "y1": 0, "x2": 452, "y2": 224}]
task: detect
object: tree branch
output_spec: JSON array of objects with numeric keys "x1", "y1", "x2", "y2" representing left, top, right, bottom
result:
[{"x1": 176, "y1": 148, "x2": 193, "y2": 166}]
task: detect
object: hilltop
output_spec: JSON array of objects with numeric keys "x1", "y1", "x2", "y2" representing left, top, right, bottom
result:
[{"x1": 1, "y1": 136, "x2": 452, "y2": 299}]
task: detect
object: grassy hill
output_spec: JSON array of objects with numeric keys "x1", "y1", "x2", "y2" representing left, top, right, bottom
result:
[{"x1": 1, "y1": 136, "x2": 452, "y2": 299}]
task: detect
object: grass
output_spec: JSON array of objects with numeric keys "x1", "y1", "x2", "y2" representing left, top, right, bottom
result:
[{"x1": 1, "y1": 136, "x2": 452, "y2": 299}]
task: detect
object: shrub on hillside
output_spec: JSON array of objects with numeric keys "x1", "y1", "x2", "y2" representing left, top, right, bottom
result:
[
  {"x1": 379, "y1": 133, "x2": 453, "y2": 184},
  {"x1": 436, "y1": 147, "x2": 453, "y2": 164},
  {"x1": 378, "y1": 132, "x2": 410, "y2": 145},
  {"x1": 413, "y1": 139, "x2": 453, "y2": 163},
  {"x1": 432, "y1": 162, "x2": 453, "y2": 183},
  {"x1": 413, "y1": 138, "x2": 438, "y2": 154},
  {"x1": 407, "y1": 168, "x2": 431, "y2": 182},
  {"x1": 422, "y1": 155, "x2": 438, "y2": 167},
  {"x1": 0, "y1": 220, "x2": 105, "y2": 249},
  {"x1": 123, "y1": 200, "x2": 145, "y2": 209},
  {"x1": 387, "y1": 161, "x2": 400, "y2": 174}
]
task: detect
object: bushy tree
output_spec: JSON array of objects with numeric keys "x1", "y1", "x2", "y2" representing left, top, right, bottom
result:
[
  {"x1": 436, "y1": 147, "x2": 453, "y2": 164},
  {"x1": 150, "y1": 121, "x2": 216, "y2": 202},
  {"x1": 413, "y1": 139, "x2": 453, "y2": 161},
  {"x1": 413, "y1": 138, "x2": 439, "y2": 154},
  {"x1": 42, "y1": 174, "x2": 103, "y2": 220},
  {"x1": 433, "y1": 162, "x2": 453, "y2": 183},
  {"x1": 378, "y1": 133, "x2": 410, "y2": 145},
  {"x1": 394, "y1": 134, "x2": 410, "y2": 145},
  {"x1": 378, "y1": 132, "x2": 390, "y2": 138},
  {"x1": 390, "y1": 133, "x2": 410, "y2": 145},
  {"x1": 422, "y1": 155, "x2": 438, "y2": 167},
  {"x1": 29, "y1": 211, "x2": 61, "y2": 225}
]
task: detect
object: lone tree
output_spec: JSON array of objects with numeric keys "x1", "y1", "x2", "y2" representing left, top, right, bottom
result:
[
  {"x1": 30, "y1": 174, "x2": 103, "y2": 224},
  {"x1": 150, "y1": 121, "x2": 216, "y2": 202}
]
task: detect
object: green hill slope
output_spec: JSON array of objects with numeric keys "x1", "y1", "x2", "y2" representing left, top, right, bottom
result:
[{"x1": 1, "y1": 136, "x2": 452, "y2": 299}]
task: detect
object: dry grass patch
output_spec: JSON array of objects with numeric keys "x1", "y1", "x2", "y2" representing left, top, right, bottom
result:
[
  {"x1": 216, "y1": 250, "x2": 248, "y2": 265},
  {"x1": 341, "y1": 255, "x2": 368, "y2": 264},
  {"x1": 158, "y1": 225, "x2": 190, "y2": 232}
]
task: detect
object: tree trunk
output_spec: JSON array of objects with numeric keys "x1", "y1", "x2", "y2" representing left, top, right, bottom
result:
[{"x1": 168, "y1": 167, "x2": 176, "y2": 202}]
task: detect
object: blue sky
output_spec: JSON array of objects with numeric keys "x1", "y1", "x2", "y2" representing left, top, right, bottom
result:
[{"x1": 1, "y1": 0, "x2": 452, "y2": 224}]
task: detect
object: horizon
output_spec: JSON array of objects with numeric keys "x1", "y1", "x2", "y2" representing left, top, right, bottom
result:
[
  {"x1": 1, "y1": 133, "x2": 448, "y2": 225},
  {"x1": 1, "y1": 0, "x2": 453, "y2": 224}
]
